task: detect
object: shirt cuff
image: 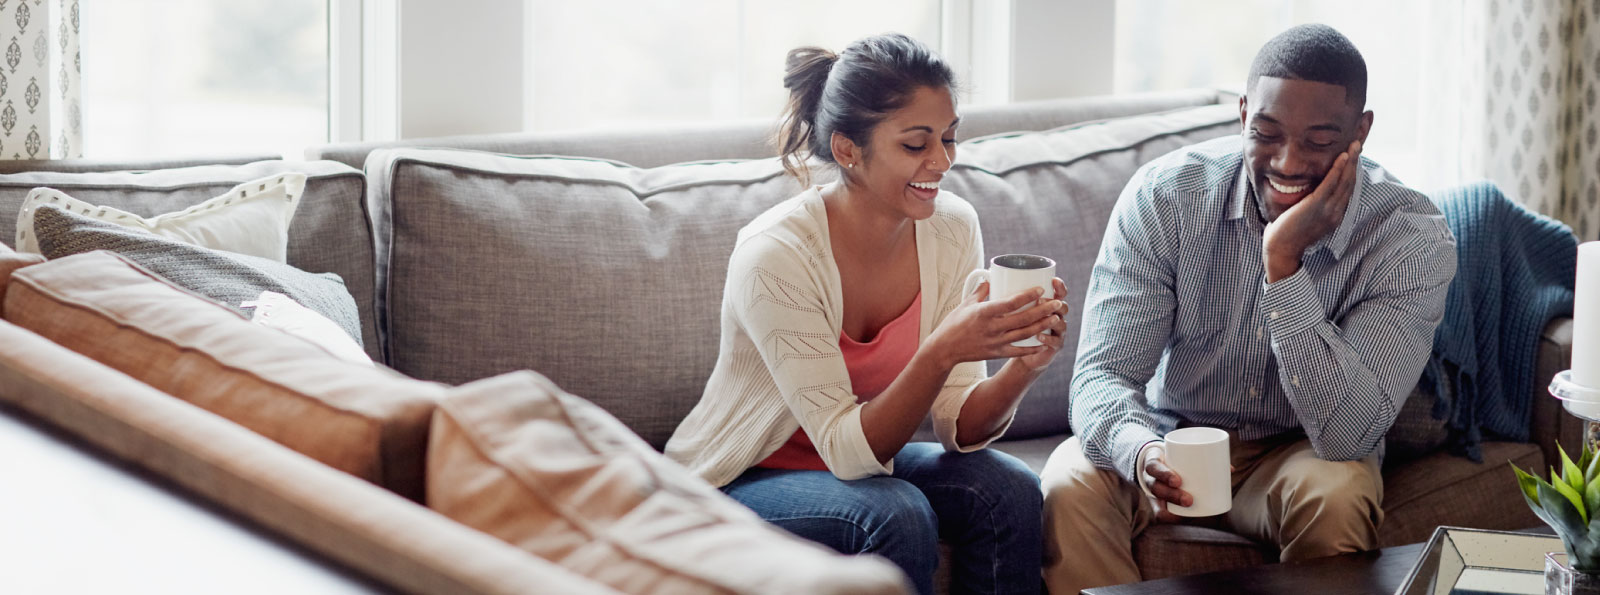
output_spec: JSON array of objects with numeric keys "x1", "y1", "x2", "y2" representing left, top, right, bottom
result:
[
  {"x1": 1135, "y1": 441, "x2": 1166, "y2": 500},
  {"x1": 1261, "y1": 267, "x2": 1324, "y2": 340},
  {"x1": 1111, "y1": 423, "x2": 1163, "y2": 485}
]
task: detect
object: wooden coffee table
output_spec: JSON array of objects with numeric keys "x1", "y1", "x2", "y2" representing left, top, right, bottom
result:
[{"x1": 1081, "y1": 542, "x2": 1426, "y2": 595}]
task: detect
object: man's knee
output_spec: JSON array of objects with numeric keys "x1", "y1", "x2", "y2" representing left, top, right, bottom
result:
[
  {"x1": 1275, "y1": 456, "x2": 1380, "y2": 510},
  {"x1": 1272, "y1": 457, "x2": 1382, "y2": 550},
  {"x1": 1041, "y1": 438, "x2": 1131, "y2": 519}
]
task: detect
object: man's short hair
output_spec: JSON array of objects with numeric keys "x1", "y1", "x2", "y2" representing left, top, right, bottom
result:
[{"x1": 1247, "y1": 24, "x2": 1367, "y2": 110}]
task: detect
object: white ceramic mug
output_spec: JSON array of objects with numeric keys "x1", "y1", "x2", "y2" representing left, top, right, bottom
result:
[
  {"x1": 1163, "y1": 427, "x2": 1232, "y2": 517},
  {"x1": 961, "y1": 254, "x2": 1056, "y2": 347}
]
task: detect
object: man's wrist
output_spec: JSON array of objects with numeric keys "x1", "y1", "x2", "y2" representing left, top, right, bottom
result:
[
  {"x1": 1136, "y1": 440, "x2": 1165, "y2": 499},
  {"x1": 1263, "y1": 243, "x2": 1303, "y2": 283}
]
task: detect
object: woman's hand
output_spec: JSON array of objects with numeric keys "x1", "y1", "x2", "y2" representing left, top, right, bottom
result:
[
  {"x1": 1015, "y1": 277, "x2": 1069, "y2": 371},
  {"x1": 926, "y1": 278, "x2": 1066, "y2": 370}
]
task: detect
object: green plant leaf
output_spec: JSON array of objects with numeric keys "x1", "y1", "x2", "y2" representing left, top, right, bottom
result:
[
  {"x1": 1548, "y1": 476, "x2": 1591, "y2": 527},
  {"x1": 1587, "y1": 444, "x2": 1600, "y2": 485},
  {"x1": 1579, "y1": 513, "x2": 1600, "y2": 572},
  {"x1": 1564, "y1": 447, "x2": 1586, "y2": 495},
  {"x1": 1514, "y1": 463, "x2": 1543, "y2": 505},
  {"x1": 1586, "y1": 480, "x2": 1600, "y2": 533}
]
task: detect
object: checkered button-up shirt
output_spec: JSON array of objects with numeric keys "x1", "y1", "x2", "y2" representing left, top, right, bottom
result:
[{"x1": 1071, "y1": 135, "x2": 1457, "y2": 483}]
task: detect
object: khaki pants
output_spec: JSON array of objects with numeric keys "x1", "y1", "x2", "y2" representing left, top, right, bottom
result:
[{"x1": 1040, "y1": 433, "x2": 1382, "y2": 594}]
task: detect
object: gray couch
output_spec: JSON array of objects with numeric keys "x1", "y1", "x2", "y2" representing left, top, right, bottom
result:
[
  {"x1": 304, "y1": 88, "x2": 1576, "y2": 582},
  {"x1": 0, "y1": 88, "x2": 1574, "y2": 591}
]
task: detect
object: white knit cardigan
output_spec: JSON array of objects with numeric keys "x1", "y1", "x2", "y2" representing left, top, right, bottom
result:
[{"x1": 664, "y1": 187, "x2": 1010, "y2": 487}]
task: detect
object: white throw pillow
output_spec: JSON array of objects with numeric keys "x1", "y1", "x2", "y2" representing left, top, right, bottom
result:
[
  {"x1": 14, "y1": 173, "x2": 306, "y2": 262},
  {"x1": 241, "y1": 290, "x2": 373, "y2": 366}
]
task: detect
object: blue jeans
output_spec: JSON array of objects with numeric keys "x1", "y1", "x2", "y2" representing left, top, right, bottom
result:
[{"x1": 722, "y1": 442, "x2": 1042, "y2": 595}]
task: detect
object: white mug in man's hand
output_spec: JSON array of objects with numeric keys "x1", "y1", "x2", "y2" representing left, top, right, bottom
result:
[
  {"x1": 961, "y1": 254, "x2": 1056, "y2": 347},
  {"x1": 1162, "y1": 427, "x2": 1232, "y2": 517}
]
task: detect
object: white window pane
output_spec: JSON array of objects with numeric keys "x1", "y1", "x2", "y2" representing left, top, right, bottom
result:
[
  {"x1": 525, "y1": 0, "x2": 940, "y2": 132},
  {"x1": 1113, "y1": 0, "x2": 1432, "y2": 188},
  {"x1": 82, "y1": 0, "x2": 327, "y2": 159}
]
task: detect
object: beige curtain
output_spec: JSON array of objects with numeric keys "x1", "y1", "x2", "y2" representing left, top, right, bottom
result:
[
  {"x1": 1423, "y1": 0, "x2": 1600, "y2": 240},
  {"x1": 0, "y1": 0, "x2": 80, "y2": 160}
]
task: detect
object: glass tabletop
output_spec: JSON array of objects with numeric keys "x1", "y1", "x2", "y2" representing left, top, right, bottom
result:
[{"x1": 1396, "y1": 526, "x2": 1562, "y2": 595}]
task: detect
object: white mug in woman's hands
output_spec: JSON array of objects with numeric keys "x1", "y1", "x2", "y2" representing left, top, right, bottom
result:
[{"x1": 962, "y1": 254, "x2": 1056, "y2": 347}]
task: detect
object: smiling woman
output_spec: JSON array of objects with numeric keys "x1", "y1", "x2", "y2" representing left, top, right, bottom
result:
[{"x1": 664, "y1": 33, "x2": 1063, "y2": 595}]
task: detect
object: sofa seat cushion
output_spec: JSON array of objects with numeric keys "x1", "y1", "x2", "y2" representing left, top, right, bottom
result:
[
  {"x1": 989, "y1": 433, "x2": 1070, "y2": 473},
  {"x1": 1133, "y1": 524, "x2": 1276, "y2": 581},
  {"x1": 426, "y1": 370, "x2": 908, "y2": 595},
  {"x1": 0, "y1": 160, "x2": 380, "y2": 361},
  {"x1": 3, "y1": 251, "x2": 440, "y2": 501},
  {"x1": 1377, "y1": 440, "x2": 1542, "y2": 547}
]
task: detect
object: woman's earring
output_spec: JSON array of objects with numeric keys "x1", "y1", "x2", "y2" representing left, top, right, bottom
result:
[{"x1": 847, "y1": 163, "x2": 855, "y2": 169}]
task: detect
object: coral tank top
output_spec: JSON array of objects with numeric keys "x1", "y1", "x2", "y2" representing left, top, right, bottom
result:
[{"x1": 757, "y1": 292, "x2": 922, "y2": 471}]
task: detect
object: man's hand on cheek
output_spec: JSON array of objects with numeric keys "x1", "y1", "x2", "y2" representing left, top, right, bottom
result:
[{"x1": 1262, "y1": 139, "x2": 1362, "y2": 282}]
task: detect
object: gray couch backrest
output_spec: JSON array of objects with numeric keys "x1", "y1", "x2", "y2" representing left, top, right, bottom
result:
[
  {"x1": 310, "y1": 89, "x2": 1232, "y2": 170},
  {"x1": 0, "y1": 160, "x2": 381, "y2": 360},
  {"x1": 367, "y1": 100, "x2": 1242, "y2": 449}
]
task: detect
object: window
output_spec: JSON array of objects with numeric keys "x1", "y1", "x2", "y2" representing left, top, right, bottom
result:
[
  {"x1": 1114, "y1": 0, "x2": 1435, "y2": 188},
  {"x1": 523, "y1": 1, "x2": 943, "y2": 132},
  {"x1": 82, "y1": 0, "x2": 327, "y2": 159}
]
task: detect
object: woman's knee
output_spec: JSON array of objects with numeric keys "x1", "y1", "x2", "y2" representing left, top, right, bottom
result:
[
  {"x1": 857, "y1": 477, "x2": 940, "y2": 542},
  {"x1": 944, "y1": 448, "x2": 1044, "y2": 509}
]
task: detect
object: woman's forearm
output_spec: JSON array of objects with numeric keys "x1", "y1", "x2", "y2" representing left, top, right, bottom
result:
[
  {"x1": 857, "y1": 348, "x2": 954, "y2": 464},
  {"x1": 954, "y1": 359, "x2": 1040, "y2": 447}
]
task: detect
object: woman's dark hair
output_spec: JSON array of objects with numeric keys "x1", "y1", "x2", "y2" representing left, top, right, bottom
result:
[{"x1": 776, "y1": 33, "x2": 957, "y2": 185}]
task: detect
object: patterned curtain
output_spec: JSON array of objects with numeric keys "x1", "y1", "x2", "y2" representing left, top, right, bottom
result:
[
  {"x1": 0, "y1": 0, "x2": 79, "y2": 160},
  {"x1": 1424, "y1": 0, "x2": 1600, "y2": 240}
]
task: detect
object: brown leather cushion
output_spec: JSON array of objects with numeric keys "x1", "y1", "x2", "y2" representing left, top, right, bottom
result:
[
  {"x1": 3, "y1": 251, "x2": 441, "y2": 501},
  {"x1": 426, "y1": 370, "x2": 908, "y2": 595}
]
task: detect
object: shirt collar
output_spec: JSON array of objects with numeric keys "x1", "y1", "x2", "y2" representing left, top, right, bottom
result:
[{"x1": 1228, "y1": 156, "x2": 1366, "y2": 260}]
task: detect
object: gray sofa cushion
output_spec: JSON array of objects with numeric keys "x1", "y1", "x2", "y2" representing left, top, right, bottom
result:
[
  {"x1": 0, "y1": 160, "x2": 379, "y2": 361},
  {"x1": 32, "y1": 204, "x2": 363, "y2": 344},
  {"x1": 371, "y1": 103, "x2": 1239, "y2": 449},
  {"x1": 371, "y1": 152, "x2": 806, "y2": 449}
]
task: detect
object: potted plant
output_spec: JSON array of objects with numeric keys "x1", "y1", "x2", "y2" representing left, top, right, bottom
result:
[{"x1": 1513, "y1": 442, "x2": 1600, "y2": 594}]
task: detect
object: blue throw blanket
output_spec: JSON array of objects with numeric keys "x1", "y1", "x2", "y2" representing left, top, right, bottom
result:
[{"x1": 1423, "y1": 181, "x2": 1576, "y2": 461}]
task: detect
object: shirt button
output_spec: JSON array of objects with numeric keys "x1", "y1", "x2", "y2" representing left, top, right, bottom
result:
[
  {"x1": 1269, "y1": 311, "x2": 1281, "y2": 320},
  {"x1": 1256, "y1": 326, "x2": 1264, "y2": 340},
  {"x1": 1249, "y1": 387, "x2": 1259, "y2": 397},
  {"x1": 1291, "y1": 375, "x2": 1301, "y2": 387}
]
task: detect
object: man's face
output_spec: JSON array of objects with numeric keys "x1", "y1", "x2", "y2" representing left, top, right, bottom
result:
[{"x1": 1239, "y1": 77, "x2": 1372, "y2": 221}]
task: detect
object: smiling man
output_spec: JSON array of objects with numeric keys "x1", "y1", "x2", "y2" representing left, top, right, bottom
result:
[{"x1": 1039, "y1": 24, "x2": 1457, "y2": 593}]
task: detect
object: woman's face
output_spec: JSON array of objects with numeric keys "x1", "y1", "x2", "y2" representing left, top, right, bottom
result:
[{"x1": 846, "y1": 85, "x2": 959, "y2": 221}]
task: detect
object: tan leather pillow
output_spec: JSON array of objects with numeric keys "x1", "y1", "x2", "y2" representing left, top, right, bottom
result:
[
  {"x1": 427, "y1": 370, "x2": 909, "y2": 595},
  {"x1": 3, "y1": 251, "x2": 441, "y2": 501},
  {"x1": 0, "y1": 241, "x2": 44, "y2": 314}
]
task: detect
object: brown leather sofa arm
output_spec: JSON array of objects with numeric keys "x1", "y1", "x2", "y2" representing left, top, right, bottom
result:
[{"x1": 1529, "y1": 317, "x2": 1578, "y2": 466}]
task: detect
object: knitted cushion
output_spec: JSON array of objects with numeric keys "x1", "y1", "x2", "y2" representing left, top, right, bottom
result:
[{"x1": 31, "y1": 203, "x2": 362, "y2": 345}]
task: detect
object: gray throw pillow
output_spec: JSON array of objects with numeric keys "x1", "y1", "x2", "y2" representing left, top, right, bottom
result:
[{"x1": 30, "y1": 203, "x2": 363, "y2": 345}]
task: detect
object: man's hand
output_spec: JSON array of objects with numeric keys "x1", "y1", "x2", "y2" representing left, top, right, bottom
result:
[
  {"x1": 1262, "y1": 140, "x2": 1362, "y2": 282},
  {"x1": 1140, "y1": 443, "x2": 1191, "y2": 523}
]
